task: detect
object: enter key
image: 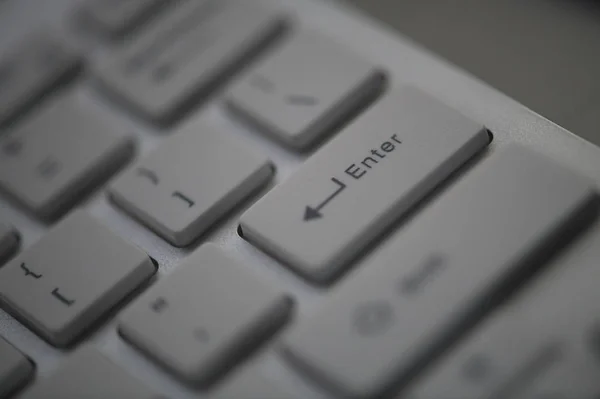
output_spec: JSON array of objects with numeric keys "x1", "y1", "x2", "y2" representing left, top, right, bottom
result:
[{"x1": 239, "y1": 86, "x2": 490, "y2": 284}]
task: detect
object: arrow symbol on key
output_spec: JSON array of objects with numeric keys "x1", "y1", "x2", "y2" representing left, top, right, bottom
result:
[{"x1": 304, "y1": 178, "x2": 347, "y2": 221}]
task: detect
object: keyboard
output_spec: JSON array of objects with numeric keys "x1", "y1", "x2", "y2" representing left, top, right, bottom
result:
[{"x1": 1, "y1": 0, "x2": 600, "y2": 398}]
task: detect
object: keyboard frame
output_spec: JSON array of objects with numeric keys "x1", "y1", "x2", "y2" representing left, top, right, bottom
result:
[{"x1": 1, "y1": 0, "x2": 600, "y2": 397}]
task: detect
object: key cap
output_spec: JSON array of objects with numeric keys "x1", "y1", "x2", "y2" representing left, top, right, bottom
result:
[
  {"x1": 226, "y1": 29, "x2": 386, "y2": 150},
  {"x1": 210, "y1": 367, "x2": 297, "y2": 399},
  {"x1": 0, "y1": 96, "x2": 134, "y2": 221},
  {"x1": 240, "y1": 86, "x2": 489, "y2": 284},
  {"x1": 95, "y1": 1, "x2": 288, "y2": 126},
  {"x1": 19, "y1": 347, "x2": 161, "y2": 399},
  {"x1": 282, "y1": 144, "x2": 599, "y2": 398},
  {"x1": 109, "y1": 123, "x2": 273, "y2": 247},
  {"x1": 0, "y1": 31, "x2": 82, "y2": 127},
  {"x1": 0, "y1": 336, "x2": 33, "y2": 398},
  {"x1": 78, "y1": 0, "x2": 174, "y2": 38},
  {"x1": 0, "y1": 211, "x2": 156, "y2": 347},
  {"x1": 119, "y1": 244, "x2": 293, "y2": 386},
  {"x1": 0, "y1": 223, "x2": 19, "y2": 264}
]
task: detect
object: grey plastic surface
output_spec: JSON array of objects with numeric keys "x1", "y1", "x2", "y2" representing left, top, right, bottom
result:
[
  {"x1": 0, "y1": 30, "x2": 81, "y2": 127},
  {"x1": 0, "y1": 223, "x2": 18, "y2": 264},
  {"x1": 241, "y1": 86, "x2": 488, "y2": 283},
  {"x1": 94, "y1": 0, "x2": 287, "y2": 126},
  {"x1": 119, "y1": 244, "x2": 292, "y2": 386},
  {"x1": 78, "y1": 0, "x2": 171, "y2": 38},
  {"x1": 110, "y1": 123, "x2": 274, "y2": 247},
  {"x1": 226, "y1": 28, "x2": 384, "y2": 149},
  {"x1": 0, "y1": 211, "x2": 156, "y2": 347},
  {"x1": 283, "y1": 144, "x2": 598, "y2": 398},
  {"x1": 0, "y1": 96, "x2": 134, "y2": 220},
  {"x1": 19, "y1": 346, "x2": 161, "y2": 399},
  {"x1": 0, "y1": 336, "x2": 32, "y2": 398},
  {"x1": 1, "y1": 0, "x2": 600, "y2": 398}
]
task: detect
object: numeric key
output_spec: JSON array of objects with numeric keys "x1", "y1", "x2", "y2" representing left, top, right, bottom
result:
[{"x1": 0, "y1": 211, "x2": 156, "y2": 347}]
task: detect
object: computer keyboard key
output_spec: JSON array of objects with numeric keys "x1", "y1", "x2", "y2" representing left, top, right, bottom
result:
[
  {"x1": 19, "y1": 347, "x2": 161, "y2": 399},
  {"x1": 226, "y1": 29, "x2": 385, "y2": 150},
  {"x1": 95, "y1": 1, "x2": 287, "y2": 126},
  {"x1": 240, "y1": 86, "x2": 489, "y2": 284},
  {"x1": 119, "y1": 244, "x2": 293, "y2": 386},
  {"x1": 78, "y1": 0, "x2": 174, "y2": 38},
  {"x1": 210, "y1": 367, "x2": 297, "y2": 399},
  {"x1": 0, "y1": 96, "x2": 135, "y2": 220},
  {"x1": 283, "y1": 144, "x2": 598, "y2": 398},
  {"x1": 0, "y1": 223, "x2": 19, "y2": 264},
  {"x1": 109, "y1": 123, "x2": 273, "y2": 247},
  {"x1": 0, "y1": 211, "x2": 156, "y2": 347},
  {"x1": 0, "y1": 32, "x2": 82, "y2": 127},
  {"x1": 0, "y1": 336, "x2": 33, "y2": 398}
]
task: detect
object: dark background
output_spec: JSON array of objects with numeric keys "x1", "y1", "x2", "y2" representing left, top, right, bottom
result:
[{"x1": 345, "y1": 0, "x2": 600, "y2": 145}]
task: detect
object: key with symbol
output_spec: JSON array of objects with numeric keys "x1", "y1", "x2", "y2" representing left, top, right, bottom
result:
[
  {"x1": 282, "y1": 144, "x2": 599, "y2": 398},
  {"x1": 109, "y1": 122, "x2": 274, "y2": 247},
  {"x1": 226, "y1": 29, "x2": 386, "y2": 150},
  {"x1": 239, "y1": 86, "x2": 490, "y2": 284},
  {"x1": 0, "y1": 211, "x2": 156, "y2": 347}
]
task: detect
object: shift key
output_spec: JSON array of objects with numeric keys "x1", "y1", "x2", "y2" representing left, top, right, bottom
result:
[{"x1": 239, "y1": 86, "x2": 490, "y2": 284}]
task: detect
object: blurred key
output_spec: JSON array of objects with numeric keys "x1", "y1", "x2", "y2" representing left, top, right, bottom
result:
[
  {"x1": 210, "y1": 367, "x2": 297, "y2": 399},
  {"x1": 109, "y1": 123, "x2": 273, "y2": 247},
  {"x1": 0, "y1": 223, "x2": 19, "y2": 264},
  {"x1": 240, "y1": 87, "x2": 489, "y2": 284},
  {"x1": 95, "y1": 0, "x2": 288, "y2": 126},
  {"x1": 227, "y1": 29, "x2": 385, "y2": 150},
  {"x1": 20, "y1": 347, "x2": 161, "y2": 399},
  {"x1": 78, "y1": 0, "x2": 176, "y2": 39},
  {"x1": 0, "y1": 336, "x2": 33, "y2": 398},
  {"x1": 283, "y1": 145, "x2": 598, "y2": 398},
  {"x1": 119, "y1": 244, "x2": 292, "y2": 386},
  {"x1": 0, "y1": 97, "x2": 134, "y2": 220},
  {"x1": 0, "y1": 31, "x2": 82, "y2": 127}
]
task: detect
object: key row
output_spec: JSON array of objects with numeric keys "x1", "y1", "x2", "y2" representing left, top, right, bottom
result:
[
  {"x1": 3, "y1": 143, "x2": 596, "y2": 398},
  {"x1": 2, "y1": 0, "x2": 385, "y2": 142},
  {"x1": 0, "y1": 212, "x2": 295, "y2": 393}
]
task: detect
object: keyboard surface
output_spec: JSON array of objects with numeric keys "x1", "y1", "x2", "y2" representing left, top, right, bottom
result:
[{"x1": 1, "y1": 0, "x2": 600, "y2": 398}]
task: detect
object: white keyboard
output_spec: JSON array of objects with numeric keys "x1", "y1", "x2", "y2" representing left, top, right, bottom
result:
[{"x1": 1, "y1": 1, "x2": 600, "y2": 398}]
